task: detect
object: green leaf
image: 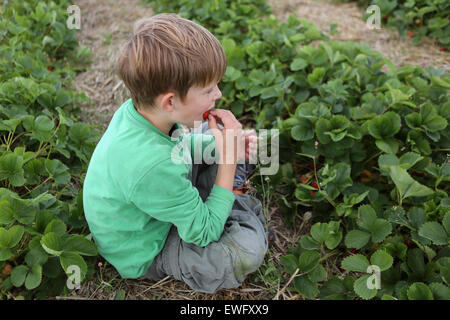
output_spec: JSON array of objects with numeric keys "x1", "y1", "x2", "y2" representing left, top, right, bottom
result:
[
  {"x1": 40, "y1": 232, "x2": 63, "y2": 256},
  {"x1": 308, "y1": 265, "x2": 327, "y2": 283},
  {"x1": 298, "y1": 251, "x2": 321, "y2": 273},
  {"x1": 341, "y1": 254, "x2": 370, "y2": 273},
  {"x1": 345, "y1": 230, "x2": 371, "y2": 249},
  {"x1": 0, "y1": 248, "x2": 12, "y2": 261},
  {"x1": 307, "y1": 67, "x2": 326, "y2": 86},
  {"x1": 44, "y1": 219, "x2": 66, "y2": 237},
  {"x1": 62, "y1": 235, "x2": 97, "y2": 256},
  {"x1": 442, "y1": 212, "x2": 450, "y2": 236},
  {"x1": 357, "y1": 205, "x2": 377, "y2": 231},
  {"x1": 385, "y1": 165, "x2": 434, "y2": 199},
  {"x1": 437, "y1": 257, "x2": 450, "y2": 285},
  {"x1": 10, "y1": 265, "x2": 28, "y2": 287},
  {"x1": 290, "y1": 58, "x2": 307, "y2": 71},
  {"x1": 0, "y1": 152, "x2": 25, "y2": 187},
  {"x1": 7, "y1": 225, "x2": 24, "y2": 248},
  {"x1": 291, "y1": 120, "x2": 314, "y2": 141},
  {"x1": 370, "y1": 250, "x2": 393, "y2": 271},
  {"x1": 375, "y1": 137, "x2": 399, "y2": 154},
  {"x1": 25, "y1": 247, "x2": 48, "y2": 267},
  {"x1": 310, "y1": 223, "x2": 328, "y2": 243},
  {"x1": 44, "y1": 159, "x2": 71, "y2": 185},
  {"x1": 407, "y1": 249, "x2": 426, "y2": 278},
  {"x1": 368, "y1": 112, "x2": 401, "y2": 139},
  {"x1": 407, "y1": 282, "x2": 433, "y2": 300},
  {"x1": 293, "y1": 274, "x2": 319, "y2": 299},
  {"x1": 429, "y1": 282, "x2": 450, "y2": 300},
  {"x1": 325, "y1": 229, "x2": 342, "y2": 250},
  {"x1": 25, "y1": 265, "x2": 42, "y2": 290},
  {"x1": 299, "y1": 235, "x2": 321, "y2": 250},
  {"x1": 280, "y1": 254, "x2": 298, "y2": 274},
  {"x1": 319, "y1": 277, "x2": 347, "y2": 300},
  {"x1": 0, "y1": 200, "x2": 14, "y2": 225},
  {"x1": 418, "y1": 222, "x2": 448, "y2": 245},
  {"x1": 354, "y1": 274, "x2": 377, "y2": 300},
  {"x1": 370, "y1": 219, "x2": 392, "y2": 243}
]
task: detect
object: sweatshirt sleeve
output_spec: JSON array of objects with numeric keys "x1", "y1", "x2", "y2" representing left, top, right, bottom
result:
[{"x1": 128, "y1": 158, "x2": 235, "y2": 247}]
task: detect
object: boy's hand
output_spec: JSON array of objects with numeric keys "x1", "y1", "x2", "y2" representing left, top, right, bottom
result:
[{"x1": 207, "y1": 109, "x2": 242, "y2": 165}]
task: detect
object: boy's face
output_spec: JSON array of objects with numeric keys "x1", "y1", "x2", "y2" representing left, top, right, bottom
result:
[{"x1": 171, "y1": 82, "x2": 222, "y2": 129}]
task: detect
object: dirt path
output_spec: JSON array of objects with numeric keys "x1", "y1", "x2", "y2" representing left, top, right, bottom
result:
[
  {"x1": 72, "y1": 0, "x2": 155, "y2": 132},
  {"x1": 268, "y1": 0, "x2": 449, "y2": 73}
]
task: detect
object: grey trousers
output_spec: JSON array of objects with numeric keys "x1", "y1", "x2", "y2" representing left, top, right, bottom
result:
[{"x1": 139, "y1": 125, "x2": 268, "y2": 294}]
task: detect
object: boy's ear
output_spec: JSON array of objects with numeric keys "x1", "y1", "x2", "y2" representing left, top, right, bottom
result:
[{"x1": 160, "y1": 92, "x2": 176, "y2": 112}]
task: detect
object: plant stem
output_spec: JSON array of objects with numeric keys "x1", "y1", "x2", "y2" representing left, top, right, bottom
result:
[{"x1": 319, "y1": 249, "x2": 339, "y2": 263}]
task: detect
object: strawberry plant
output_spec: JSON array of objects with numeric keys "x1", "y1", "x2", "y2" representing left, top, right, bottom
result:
[
  {"x1": 340, "y1": 0, "x2": 450, "y2": 49},
  {"x1": 150, "y1": 0, "x2": 450, "y2": 300},
  {"x1": 0, "y1": 0, "x2": 100, "y2": 299}
]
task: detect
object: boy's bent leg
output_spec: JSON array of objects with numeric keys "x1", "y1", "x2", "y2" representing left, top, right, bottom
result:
[{"x1": 141, "y1": 194, "x2": 268, "y2": 293}]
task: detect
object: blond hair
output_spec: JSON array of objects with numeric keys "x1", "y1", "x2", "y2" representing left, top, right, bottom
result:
[{"x1": 115, "y1": 13, "x2": 227, "y2": 110}]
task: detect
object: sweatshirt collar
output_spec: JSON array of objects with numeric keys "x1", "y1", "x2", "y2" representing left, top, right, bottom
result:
[{"x1": 125, "y1": 98, "x2": 183, "y2": 143}]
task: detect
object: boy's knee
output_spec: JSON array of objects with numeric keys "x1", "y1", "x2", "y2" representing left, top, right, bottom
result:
[{"x1": 223, "y1": 232, "x2": 267, "y2": 282}]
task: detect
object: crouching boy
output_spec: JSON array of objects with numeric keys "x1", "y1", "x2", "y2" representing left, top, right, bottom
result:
[{"x1": 83, "y1": 13, "x2": 268, "y2": 294}]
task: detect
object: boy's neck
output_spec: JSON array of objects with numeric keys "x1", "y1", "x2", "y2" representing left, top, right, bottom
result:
[{"x1": 136, "y1": 107, "x2": 175, "y2": 136}]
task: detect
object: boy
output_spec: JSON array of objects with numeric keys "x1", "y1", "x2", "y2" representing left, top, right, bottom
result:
[{"x1": 83, "y1": 13, "x2": 268, "y2": 294}]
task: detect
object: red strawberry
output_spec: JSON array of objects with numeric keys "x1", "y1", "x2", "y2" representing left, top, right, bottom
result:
[
  {"x1": 311, "y1": 181, "x2": 318, "y2": 189},
  {"x1": 300, "y1": 176, "x2": 309, "y2": 184},
  {"x1": 411, "y1": 171, "x2": 424, "y2": 177},
  {"x1": 202, "y1": 110, "x2": 211, "y2": 121},
  {"x1": 310, "y1": 190, "x2": 315, "y2": 196},
  {"x1": 404, "y1": 239, "x2": 414, "y2": 248},
  {"x1": 2, "y1": 263, "x2": 12, "y2": 276},
  {"x1": 47, "y1": 66, "x2": 53, "y2": 71},
  {"x1": 350, "y1": 249, "x2": 358, "y2": 254},
  {"x1": 308, "y1": 163, "x2": 314, "y2": 170},
  {"x1": 407, "y1": 31, "x2": 413, "y2": 38},
  {"x1": 439, "y1": 47, "x2": 447, "y2": 52},
  {"x1": 417, "y1": 23, "x2": 423, "y2": 27}
]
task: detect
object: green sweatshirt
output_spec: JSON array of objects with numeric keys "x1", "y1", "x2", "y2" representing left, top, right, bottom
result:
[{"x1": 83, "y1": 99, "x2": 236, "y2": 279}]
